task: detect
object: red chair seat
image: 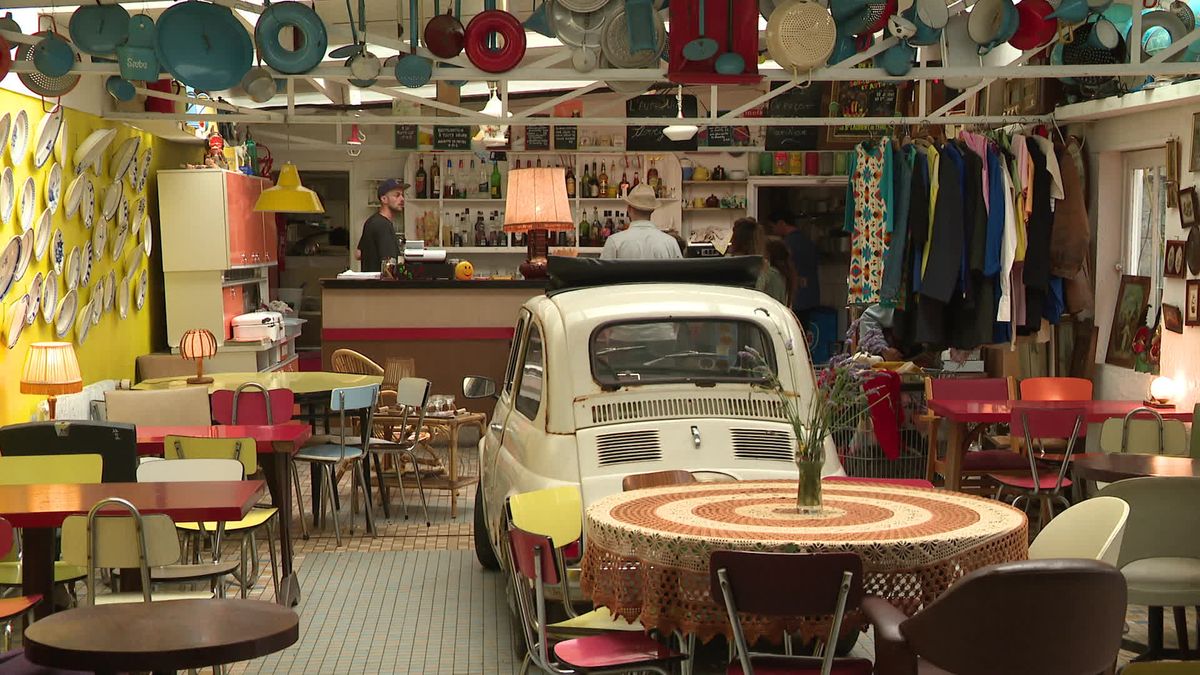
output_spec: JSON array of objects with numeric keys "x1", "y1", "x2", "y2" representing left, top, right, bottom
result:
[
  {"x1": 991, "y1": 473, "x2": 1073, "y2": 490},
  {"x1": 553, "y1": 632, "x2": 683, "y2": 670},
  {"x1": 0, "y1": 594, "x2": 40, "y2": 621},
  {"x1": 728, "y1": 655, "x2": 875, "y2": 674},
  {"x1": 962, "y1": 450, "x2": 1028, "y2": 471}
]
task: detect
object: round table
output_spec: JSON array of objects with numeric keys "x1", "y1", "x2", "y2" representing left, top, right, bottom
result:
[
  {"x1": 581, "y1": 479, "x2": 1028, "y2": 643},
  {"x1": 1072, "y1": 454, "x2": 1200, "y2": 483},
  {"x1": 134, "y1": 371, "x2": 382, "y2": 394},
  {"x1": 23, "y1": 598, "x2": 298, "y2": 673}
]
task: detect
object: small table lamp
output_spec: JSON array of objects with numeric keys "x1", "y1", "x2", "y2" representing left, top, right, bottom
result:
[
  {"x1": 180, "y1": 328, "x2": 218, "y2": 385},
  {"x1": 21, "y1": 342, "x2": 82, "y2": 420},
  {"x1": 503, "y1": 167, "x2": 575, "y2": 279}
]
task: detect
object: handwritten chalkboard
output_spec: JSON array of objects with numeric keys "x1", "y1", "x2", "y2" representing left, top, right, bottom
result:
[
  {"x1": 525, "y1": 125, "x2": 550, "y2": 151},
  {"x1": 625, "y1": 94, "x2": 699, "y2": 151},
  {"x1": 825, "y1": 77, "x2": 903, "y2": 148},
  {"x1": 765, "y1": 84, "x2": 824, "y2": 151},
  {"x1": 553, "y1": 125, "x2": 577, "y2": 150},
  {"x1": 434, "y1": 125, "x2": 471, "y2": 150},
  {"x1": 393, "y1": 125, "x2": 418, "y2": 149}
]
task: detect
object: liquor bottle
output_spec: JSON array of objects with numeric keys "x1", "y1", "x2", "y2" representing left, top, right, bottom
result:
[
  {"x1": 598, "y1": 163, "x2": 609, "y2": 197},
  {"x1": 618, "y1": 171, "x2": 630, "y2": 197},
  {"x1": 536, "y1": 156, "x2": 542, "y2": 168},
  {"x1": 565, "y1": 165, "x2": 576, "y2": 198},
  {"x1": 592, "y1": 163, "x2": 602, "y2": 198},
  {"x1": 647, "y1": 159, "x2": 659, "y2": 196},
  {"x1": 580, "y1": 163, "x2": 590, "y2": 198},
  {"x1": 415, "y1": 158, "x2": 427, "y2": 199},
  {"x1": 591, "y1": 207, "x2": 602, "y2": 241},
  {"x1": 457, "y1": 159, "x2": 466, "y2": 199},
  {"x1": 474, "y1": 211, "x2": 486, "y2": 246},
  {"x1": 430, "y1": 159, "x2": 441, "y2": 199},
  {"x1": 632, "y1": 170, "x2": 641, "y2": 190},
  {"x1": 490, "y1": 161, "x2": 502, "y2": 199},
  {"x1": 604, "y1": 210, "x2": 615, "y2": 233},
  {"x1": 478, "y1": 162, "x2": 489, "y2": 198},
  {"x1": 578, "y1": 209, "x2": 591, "y2": 247}
]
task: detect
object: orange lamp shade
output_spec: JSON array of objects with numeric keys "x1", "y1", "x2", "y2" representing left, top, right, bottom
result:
[
  {"x1": 502, "y1": 168, "x2": 574, "y2": 233},
  {"x1": 180, "y1": 328, "x2": 218, "y2": 360},
  {"x1": 20, "y1": 342, "x2": 83, "y2": 397}
]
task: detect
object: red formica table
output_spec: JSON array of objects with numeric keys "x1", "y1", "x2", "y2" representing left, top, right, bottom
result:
[
  {"x1": 0, "y1": 481, "x2": 263, "y2": 620},
  {"x1": 925, "y1": 400, "x2": 1193, "y2": 491},
  {"x1": 137, "y1": 423, "x2": 311, "y2": 607}
]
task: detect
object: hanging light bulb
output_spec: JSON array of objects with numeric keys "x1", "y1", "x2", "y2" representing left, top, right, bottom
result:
[{"x1": 663, "y1": 84, "x2": 698, "y2": 142}]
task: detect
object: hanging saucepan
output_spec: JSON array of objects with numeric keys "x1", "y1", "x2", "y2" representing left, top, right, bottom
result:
[
  {"x1": 904, "y1": 0, "x2": 947, "y2": 46},
  {"x1": 242, "y1": 64, "x2": 276, "y2": 103},
  {"x1": 968, "y1": 0, "x2": 1019, "y2": 55},
  {"x1": 1009, "y1": 0, "x2": 1057, "y2": 51},
  {"x1": 550, "y1": 0, "x2": 608, "y2": 72},
  {"x1": 942, "y1": 12, "x2": 983, "y2": 90},
  {"x1": 425, "y1": 0, "x2": 465, "y2": 59},
  {"x1": 1170, "y1": 0, "x2": 1196, "y2": 32},
  {"x1": 117, "y1": 14, "x2": 158, "y2": 81},
  {"x1": 155, "y1": 1, "x2": 253, "y2": 92},
  {"x1": 465, "y1": 8, "x2": 527, "y2": 72},
  {"x1": 32, "y1": 30, "x2": 75, "y2": 78},
  {"x1": 0, "y1": 13, "x2": 19, "y2": 53},
  {"x1": 877, "y1": 25, "x2": 916, "y2": 75},
  {"x1": 395, "y1": 0, "x2": 432, "y2": 87},
  {"x1": 68, "y1": 3, "x2": 130, "y2": 56},
  {"x1": 836, "y1": 0, "x2": 897, "y2": 37},
  {"x1": 255, "y1": 0, "x2": 327, "y2": 74}
]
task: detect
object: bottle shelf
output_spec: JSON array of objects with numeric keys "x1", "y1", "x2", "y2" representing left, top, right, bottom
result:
[
  {"x1": 682, "y1": 180, "x2": 748, "y2": 186},
  {"x1": 683, "y1": 207, "x2": 746, "y2": 212}
]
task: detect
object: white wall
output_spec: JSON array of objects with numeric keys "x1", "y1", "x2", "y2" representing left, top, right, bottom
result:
[{"x1": 1072, "y1": 101, "x2": 1200, "y2": 410}]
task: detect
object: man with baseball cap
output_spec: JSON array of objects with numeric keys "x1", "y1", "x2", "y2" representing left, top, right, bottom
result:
[
  {"x1": 357, "y1": 178, "x2": 408, "y2": 273},
  {"x1": 601, "y1": 183, "x2": 682, "y2": 260}
]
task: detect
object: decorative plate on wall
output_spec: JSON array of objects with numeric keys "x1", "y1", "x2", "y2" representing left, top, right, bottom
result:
[
  {"x1": 19, "y1": 176, "x2": 35, "y2": 231},
  {"x1": 80, "y1": 241, "x2": 93, "y2": 286},
  {"x1": 32, "y1": 105, "x2": 63, "y2": 169},
  {"x1": 6, "y1": 294, "x2": 28, "y2": 349},
  {"x1": 141, "y1": 218, "x2": 152, "y2": 257},
  {"x1": 0, "y1": 236, "x2": 19, "y2": 302},
  {"x1": 81, "y1": 177, "x2": 95, "y2": 229},
  {"x1": 42, "y1": 269, "x2": 57, "y2": 324},
  {"x1": 26, "y1": 272, "x2": 41, "y2": 325},
  {"x1": 90, "y1": 287, "x2": 101, "y2": 324},
  {"x1": 14, "y1": 228, "x2": 33, "y2": 284},
  {"x1": 104, "y1": 269, "x2": 115, "y2": 311},
  {"x1": 101, "y1": 181, "x2": 121, "y2": 222},
  {"x1": 91, "y1": 220, "x2": 107, "y2": 264},
  {"x1": 76, "y1": 298, "x2": 91, "y2": 345},
  {"x1": 56, "y1": 114, "x2": 67, "y2": 168},
  {"x1": 46, "y1": 162, "x2": 62, "y2": 213},
  {"x1": 118, "y1": 197, "x2": 129, "y2": 230},
  {"x1": 33, "y1": 208, "x2": 50, "y2": 261},
  {"x1": 110, "y1": 136, "x2": 139, "y2": 181},
  {"x1": 0, "y1": 167, "x2": 14, "y2": 224},
  {"x1": 10, "y1": 110, "x2": 28, "y2": 165},
  {"x1": 134, "y1": 268, "x2": 147, "y2": 310},
  {"x1": 0, "y1": 113, "x2": 10, "y2": 164},
  {"x1": 55, "y1": 289, "x2": 77, "y2": 338},
  {"x1": 51, "y1": 229, "x2": 64, "y2": 274},
  {"x1": 111, "y1": 223, "x2": 128, "y2": 262},
  {"x1": 74, "y1": 128, "x2": 116, "y2": 177},
  {"x1": 64, "y1": 173, "x2": 86, "y2": 218},
  {"x1": 65, "y1": 245, "x2": 81, "y2": 290}
]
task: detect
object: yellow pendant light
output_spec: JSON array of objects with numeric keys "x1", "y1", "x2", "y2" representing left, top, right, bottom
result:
[{"x1": 253, "y1": 162, "x2": 325, "y2": 213}]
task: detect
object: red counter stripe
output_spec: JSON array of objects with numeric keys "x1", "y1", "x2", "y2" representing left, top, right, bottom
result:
[{"x1": 323, "y1": 327, "x2": 515, "y2": 341}]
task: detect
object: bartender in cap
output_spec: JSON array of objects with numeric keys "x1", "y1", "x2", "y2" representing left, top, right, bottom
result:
[
  {"x1": 357, "y1": 178, "x2": 408, "y2": 273},
  {"x1": 601, "y1": 183, "x2": 682, "y2": 260}
]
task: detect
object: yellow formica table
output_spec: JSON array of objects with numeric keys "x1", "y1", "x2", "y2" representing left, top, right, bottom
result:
[{"x1": 134, "y1": 372, "x2": 383, "y2": 394}]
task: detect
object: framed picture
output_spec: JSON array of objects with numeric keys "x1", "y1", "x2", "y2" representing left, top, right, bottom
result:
[
  {"x1": 1181, "y1": 186, "x2": 1199, "y2": 228},
  {"x1": 1192, "y1": 112, "x2": 1200, "y2": 172},
  {"x1": 1189, "y1": 280, "x2": 1200, "y2": 326},
  {"x1": 823, "y1": 76, "x2": 905, "y2": 149},
  {"x1": 1165, "y1": 240, "x2": 1188, "y2": 278},
  {"x1": 1164, "y1": 304, "x2": 1184, "y2": 333},
  {"x1": 1168, "y1": 138, "x2": 1180, "y2": 207},
  {"x1": 1106, "y1": 275, "x2": 1151, "y2": 368}
]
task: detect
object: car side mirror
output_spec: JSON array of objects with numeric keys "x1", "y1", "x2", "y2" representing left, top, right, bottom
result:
[{"x1": 462, "y1": 376, "x2": 497, "y2": 400}]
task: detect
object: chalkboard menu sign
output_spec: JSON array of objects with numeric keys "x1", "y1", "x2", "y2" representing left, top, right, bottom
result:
[
  {"x1": 625, "y1": 94, "x2": 699, "y2": 151},
  {"x1": 553, "y1": 125, "x2": 577, "y2": 150},
  {"x1": 433, "y1": 125, "x2": 471, "y2": 150},
  {"x1": 764, "y1": 84, "x2": 824, "y2": 151},
  {"x1": 393, "y1": 124, "x2": 418, "y2": 149},
  {"x1": 824, "y1": 77, "x2": 903, "y2": 148},
  {"x1": 705, "y1": 124, "x2": 734, "y2": 147},
  {"x1": 525, "y1": 125, "x2": 550, "y2": 151}
]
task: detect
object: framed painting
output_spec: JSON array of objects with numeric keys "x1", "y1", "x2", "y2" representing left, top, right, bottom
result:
[
  {"x1": 1188, "y1": 280, "x2": 1200, "y2": 326},
  {"x1": 1164, "y1": 303, "x2": 1184, "y2": 334},
  {"x1": 1165, "y1": 240, "x2": 1187, "y2": 278},
  {"x1": 1105, "y1": 275, "x2": 1151, "y2": 369}
]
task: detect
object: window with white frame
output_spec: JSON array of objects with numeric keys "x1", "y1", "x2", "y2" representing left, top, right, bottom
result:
[{"x1": 1123, "y1": 149, "x2": 1168, "y2": 318}]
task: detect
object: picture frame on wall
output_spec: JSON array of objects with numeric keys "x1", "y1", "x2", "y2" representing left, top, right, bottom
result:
[
  {"x1": 1106, "y1": 275, "x2": 1151, "y2": 369},
  {"x1": 1180, "y1": 186, "x2": 1199, "y2": 228},
  {"x1": 1191, "y1": 112, "x2": 1200, "y2": 172},
  {"x1": 1165, "y1": 240, "x2": 1187, "y2": 278},
  {"x1": 1164, "y1": 303, "x2": 1184, "y2": 334},
  {"x1": 1188, "y1": 280, "x2": 1200, "y2": 326}
]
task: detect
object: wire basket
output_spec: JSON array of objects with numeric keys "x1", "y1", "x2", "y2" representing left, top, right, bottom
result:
[{"x1": 830, "y1": 378, "x2": 929, "y2": 480}]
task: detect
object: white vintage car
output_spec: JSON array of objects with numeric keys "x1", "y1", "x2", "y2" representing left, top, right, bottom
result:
[{"x1": 463, "y1": 257, "x2": 844, "y2": 569}]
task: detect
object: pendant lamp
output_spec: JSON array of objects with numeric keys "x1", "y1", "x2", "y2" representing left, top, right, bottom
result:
[
  {"x1": 253, "y1": 162, "x2": 325, "y2": 213},
  {"x1": 663, "y1": 85, "x2": 698, "y2": 142}
]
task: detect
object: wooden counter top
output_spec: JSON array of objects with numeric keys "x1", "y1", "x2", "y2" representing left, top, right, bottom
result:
[{"x1": 321, "y1": 278, "x2": 547, "y2": 290}]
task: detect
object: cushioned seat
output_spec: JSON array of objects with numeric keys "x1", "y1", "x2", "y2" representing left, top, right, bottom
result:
[
  {"x1": 0, "y1": 562, "x2": 86, "y2": 587},
  {"x1": 728, "y1": 656, "x2": 874, "y2": 675},
  {"x1": 0, "y1": 596, "x2": 39, "y2": 621},
  {"x1": 295, "y1": 443, "x2": 366, "y2": 462},
  {"x1": 992, "y1": 473, "x2": 1073, "y2": 490},
  {"x1": 962, "y1": 450, "x2": 1028, "y2": 471},
  {"x1": 174, "y1": 506, "x2": 278, "y2": 533},
  {"x1": 548, "y1": 606, "x2": 643, "y2": 635},
  {"x1": 92, "y1": 589, "x2": 215, "y2": 605},
  {"x1": 553, "y1": 632, "x2": 682, "y2": 670},
  {"x1": 1121, "y1": 557, "x2": 1200, "y2": 606},
  {"x1": 149, "y1": 560, "x2": 241, "y2": 583}
]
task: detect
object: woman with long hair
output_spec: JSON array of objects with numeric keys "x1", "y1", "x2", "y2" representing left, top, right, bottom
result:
[
  {"x1": 765, "y1": 236, "x2": 798, "y2": 307},
  {"x1": 728, "y1": 218, "x2": 787, "y2": 304}
]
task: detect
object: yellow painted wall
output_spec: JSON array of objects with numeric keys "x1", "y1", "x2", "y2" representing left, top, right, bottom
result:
[{"x1": 0, "y1": 91, "x2": 194, "y2": 424}]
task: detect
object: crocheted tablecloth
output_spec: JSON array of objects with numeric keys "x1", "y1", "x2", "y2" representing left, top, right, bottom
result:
[{"x1": 580, "y1": 479, "x2": 1028, "y2": 643}]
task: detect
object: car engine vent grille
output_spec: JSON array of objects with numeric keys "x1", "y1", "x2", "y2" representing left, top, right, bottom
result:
[
  {"x1": 590, "y1": 398, "x2": 788, "y2": 425},
  {"x1": 731, "y1": 428, "x2": 795, "y2": 462},
  {"x1": 595, "y1": 430, "x2": 662, "y2": 466}
]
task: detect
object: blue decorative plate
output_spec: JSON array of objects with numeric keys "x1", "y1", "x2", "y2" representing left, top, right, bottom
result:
[{"x1": 155, "y1": 1, "x2": 253, "y2": 92}]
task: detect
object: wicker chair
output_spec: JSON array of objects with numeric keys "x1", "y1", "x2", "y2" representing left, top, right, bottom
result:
[
  {"x1": 382, "y1": 357, "x2": 416, "y2": 392},
  {"x1": 331, "y1": 349, "x2": 384, "y2": 377}
]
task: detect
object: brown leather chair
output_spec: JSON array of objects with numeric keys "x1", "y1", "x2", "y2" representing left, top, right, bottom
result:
[
  {"x1": 621, "y1": 469, "x2": 696, "y2": 492},
  {"x1": 864, "y1": 559, "x2": 1127, "y2": 675}
]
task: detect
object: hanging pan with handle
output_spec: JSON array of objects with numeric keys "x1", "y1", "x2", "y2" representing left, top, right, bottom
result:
[
  {"x1": 425, "y1": 0, "x2": 465, "y2": 58},
  {"x1": 16, "y1": 20, "x2": 80, "y2": 98},
  {"x1": 329, "y1": 0, "x2": 361, "y2": 59},
  {"x1": 395, "y1": 0, "x2": 432, "y2": 87},
  {"x1": 345, "y1": 0, "x2": 380, "y2": 87},
  {"x1": 465, "y1": 1, "x2": 527, "y2": 73}
]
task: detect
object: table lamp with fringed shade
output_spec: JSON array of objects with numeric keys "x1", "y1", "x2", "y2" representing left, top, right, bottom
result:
[
  {"x1": 21, "y1": 342, "x2": 82, "y2": 420},
  {"x1": 503, "y1": 168, "x2": 575, "y2": 279},
  {"x1": 180, "y1": 328, "x2": 218, "y2": 385}
]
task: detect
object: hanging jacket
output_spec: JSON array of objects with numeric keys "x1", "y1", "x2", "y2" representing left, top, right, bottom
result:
[
  {"x1": 921, "y1": 143, "x2": 965, "y2": 304},
  {"x1": 1049, "y1": 142, "x2": 1090, "y2": 279}
]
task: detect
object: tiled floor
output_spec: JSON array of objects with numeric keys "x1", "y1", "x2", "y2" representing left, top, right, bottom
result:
[{"x1": 53, "y1": 434, "x2": 1192, "y2": 673}]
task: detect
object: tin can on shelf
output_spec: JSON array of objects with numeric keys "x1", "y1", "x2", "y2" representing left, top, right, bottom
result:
[
  {"x1": 805, "y1": 152, "x2": 820, "y2": 175},
  {"x1": 789, "y1": 152, "x2": 804, "y2": 175},
  {"x1": 774, "y1": 152, "x2": 789, "y2": 176},
  {"x1": 835, "y1": 151, "x2": 848, "y2": 175},
  {"x1": 758, "y1": 152, "x2": 774, "y2": 175}
]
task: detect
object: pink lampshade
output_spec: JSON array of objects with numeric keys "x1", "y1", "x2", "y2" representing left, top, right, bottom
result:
[
  {"x1": 20, "y1": 342, "x2": 83, "y2": 396},
  {"x1": 503, "y1": 168, "x2": 574, "y2": 233},
  {"x1": 179, "y1": 328, "x2": 218, "y2": 360}
]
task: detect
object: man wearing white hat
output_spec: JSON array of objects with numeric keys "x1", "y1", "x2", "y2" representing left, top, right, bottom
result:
[{"x1": 601, "y1": 184, "x2": 682, "y2": 260}]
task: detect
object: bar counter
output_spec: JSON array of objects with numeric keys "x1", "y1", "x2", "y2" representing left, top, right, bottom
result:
[{"x1": 321, "y1": 278, "x2": 546, "y2": 410}]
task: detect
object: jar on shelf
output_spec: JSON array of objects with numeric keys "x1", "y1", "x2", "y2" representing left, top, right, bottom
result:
[
  {"x1": 788, "y1": 152, "x2": 804, "y2": 176},
  {"x1": 758, "y1": 152, "x2": 774, "y2": 176}
]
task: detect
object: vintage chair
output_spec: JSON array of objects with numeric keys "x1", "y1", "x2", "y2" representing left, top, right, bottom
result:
[
  {"x1": 104, "y1": 387, "x2": 212, "y2": 427},
  {"x1": 1019, "y1": 376, "x2": 1093, "y2": 401},
  {"x1": 381, "y1": 357, "x2": 416, "y2": 392},
  {"x1": 1100, "y1": 477, "x2": 1200, "y2": 661},
  {"x1": 711, "y1": 550, "x2": 873, "y2": 675},
  {"x1": 864, "y1": 559, "x2": 1127, "y2": 675},
  {"x1": 367, "y1": 377, "x2": 433, "y2": 526},
  {"x1": 990, "y1": 405, "x2": 1084, "y2": 534},
  {"x1": 1098, "y1": 407, "x2": 1188, "y2": 456},
  {"x1": 0, "y1": 518, "x2": 40, "y2": 651},
  {"x1": 0, "y1": 421, "x2": 138, "y2": 483},
  {"x1": 923, "y1": 376, "x2": 1023, "y2": 491},
  {"x1": 507, "y1": 525, "x2": 683, "y2": 675},
  {"x1": 1027, "y1": 496, "x2": 1129, "y2": 566},
  {"x1": 330, "y1": 349, "x2": 384, "y2": 377}
]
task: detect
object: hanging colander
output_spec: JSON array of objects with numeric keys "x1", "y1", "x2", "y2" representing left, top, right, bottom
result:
[
  {"x1": 16, "y1": 31, "x2": 80, "y2": 98},
  {"x1": 1061, "y1": 20, "x2": 1120, "y2": 87},
  {"x1": 766, "y1": 0, "x2": 837, "y2": 71},
  {"x1": 600, "y1": 5, "x2": 665, "y2": 68},
  {"x1": 837, "y1": 0, "x2": 897, "y2": 37}
]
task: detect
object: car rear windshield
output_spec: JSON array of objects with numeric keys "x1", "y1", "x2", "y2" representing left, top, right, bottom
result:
[{"x1": 590, "y1": 319, "x2": 776, "y2": 387}]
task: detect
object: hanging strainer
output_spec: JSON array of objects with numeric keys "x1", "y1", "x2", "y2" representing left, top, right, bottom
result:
[
  {"x1": 601, "y1": 6, "x2": 665, "y2": 68},
  {"x1": 16, "y1": 31, "x2": 79, "y2": 98},
  {"x1": 601, "y1": 55, "x2": 653, "y2": 94},
  {"x1": 766, "y1": 0, "x2": 837, "y2": 71},
  {"x1": 558, "y1": 0, "x2": 609, "y2": 14},
  {"x1": 1061, "y1": 21, "x2": 1120, "y2": 87}
]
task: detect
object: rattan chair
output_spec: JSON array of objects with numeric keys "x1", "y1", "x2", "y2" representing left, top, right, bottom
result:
[
  {"x1": 331, "y1": 349, "x2": 384, "y2": 377},
  {"x1": 382, "y1": 357, "x2": 416, "y2": 392}
]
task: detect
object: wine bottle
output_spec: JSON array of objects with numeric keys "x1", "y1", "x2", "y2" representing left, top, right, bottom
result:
[
  {"x1": 490, "y1": 161, "x2": 502, "y2": 199},
  {"x1": 591, "y1": 207, "x2": 602, "y2": 241},
  {"x1": 457, "y1": 159, "x2": 466, "y2": 199},
  {"x1": 647, "y1": 159, "x2": 659, "y2": 195},
  {"x1": 579, "y1": 209, "x2": 591, "y2": 247},
  {"x1": 581, "y1": 163, "x2": 591, "y2": 198},
  {"x1": 565, "y1": 165, "x2": 576, "y2": 198},
  {"x1": 598, "y1": 162, "x2": 609, "y2": 197},
  {"x1": 619, "y1": 171, "x2": 630, "y2": 198},
  {"x1": 415, "y1": 158, "x2": 427, "y2": 199},
  {"x1": 430, "y1": 159, "x2": 441, "y2": 200}
]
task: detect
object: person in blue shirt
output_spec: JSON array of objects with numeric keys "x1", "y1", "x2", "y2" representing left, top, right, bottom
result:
[{"x1": 768, "y1": 211, "x2": 820, "y2": 327}]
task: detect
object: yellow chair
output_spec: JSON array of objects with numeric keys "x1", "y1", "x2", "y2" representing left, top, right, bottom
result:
[
  {"x1": 0, "y1": 454, "x2": 103, "y2": 599},
  {"x1": 158, "y1": 436, "x2": 280, "y2": 598},
  {"x1": 1122, "y1": 663, "x2": 1200, "y2": 674},
  {"x1": 1099, "y1": 408, "x2": 1189, "y2": 456},
  {"x1": 507, "y1": 487, "x2": 642, "y2": 639}
]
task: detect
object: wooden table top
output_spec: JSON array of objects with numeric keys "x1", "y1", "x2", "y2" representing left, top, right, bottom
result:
[
  {"x1": 137, "y1": 423, "x2": 312, "y2": 452},
  {"x1": 23, "y1": 598, "x2": 298, "y2": 672},
  {"x1": 927, "y1": 400, "x2": 1193, "y2": 424},
  {"x1": 1072, "y1": 454, "x2": 1200, "y2": 482},
  {"x1": 133, "y1": 371, "x2": 382, "y2": 394},
  {"x1": 0, "y1": 481, "x2": 264, "y2": 529}
]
